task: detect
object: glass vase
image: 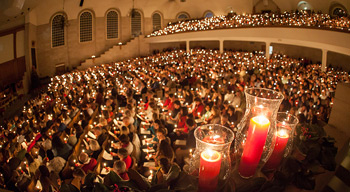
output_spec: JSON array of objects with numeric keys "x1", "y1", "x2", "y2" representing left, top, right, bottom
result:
[
  {"x1": 263, "y1": 112, "x2": 299, "y2": 170},
  {"x1": 185, "y1": 124, "x2": 234, "y2": 192},
  {"x1": 234, "y1": 88, "x2": 284, "y2": 179}
]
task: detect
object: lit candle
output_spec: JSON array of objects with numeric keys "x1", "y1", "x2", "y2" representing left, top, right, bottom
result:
[
  {"x1": 199, "y1": 149, "x2": 222, "y2": 192},
  {"x1": 238, "y1": 115, "x2": 270, "y2": 178},
  {"x1": 264, "y1": 129, "x2": 289, "y2": 170}
]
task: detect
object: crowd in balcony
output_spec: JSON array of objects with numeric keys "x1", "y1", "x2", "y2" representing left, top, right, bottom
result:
[
  {"x1": 0, "y1": 48, "x2": 349, "y2": 191},
  {"x1": 148, "y1": 12, "x2": 350, "y2": 37}
]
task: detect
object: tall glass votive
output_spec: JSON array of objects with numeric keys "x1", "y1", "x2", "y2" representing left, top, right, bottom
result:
[
  {"x1": 263, "y1": 112, "x2": 299, "y2": 170},
  {"x1": 185, "y1": 124, "x2": 234, "y2": 192},
  {"x1": 234, "y1": 88, "x2": 284, "y2": 179}
]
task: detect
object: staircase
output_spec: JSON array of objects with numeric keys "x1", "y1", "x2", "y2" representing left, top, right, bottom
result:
[{"x1": 78, "y1": 36, "x2": 149, "y2": 70}]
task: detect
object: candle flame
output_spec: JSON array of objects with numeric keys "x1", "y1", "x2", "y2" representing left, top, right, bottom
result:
[
  {"x1": 201, "y1": 149, "x2": 221, "y2": 162},
  {"x1": 278, "y1": 129, "x2": 289, "y2": 138},
  {"x1": 252, "y1": 115, "x2": 270, "y2": 126}
]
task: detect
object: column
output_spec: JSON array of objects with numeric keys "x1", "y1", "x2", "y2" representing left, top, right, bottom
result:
[
  {"x1": 186, "y1": 41, "x2": 190, "y2": 52},
  {"x1": 219, "y1": 40, "x2": 224, "y2": 53},
  {"x1": 321, "y1": 49, "x2": 328, "y2": 72},
  {"x1": 265, "y1": 41, "x2": 271, "y2": 59}
]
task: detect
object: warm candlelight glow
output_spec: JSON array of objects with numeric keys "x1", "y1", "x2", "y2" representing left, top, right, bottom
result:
[
  {"x1": 239, "y1": 115, "x2": 270, "y2": 178},
  {"x1": 199, "y1": 149, "x2": 222, "y2": 192},
  {"x1": 201, "y1": 149, "x2": 221, "y2": 162}
]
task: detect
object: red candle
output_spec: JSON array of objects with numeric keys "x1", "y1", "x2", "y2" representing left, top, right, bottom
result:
[
  {"x1": 239, "y1": 116, "x2": 270, "y2": 178},
  {"x1": 199, "y1": 149, "x2": 222, "y2": 192},
  {"x1": 264, "y1": 129, "x2": 289, "y2": 170}
]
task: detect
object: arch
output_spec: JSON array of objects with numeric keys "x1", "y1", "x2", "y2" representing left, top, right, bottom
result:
[
  {"x1": 152, "y1": 11, "x2": 162, "y2": 31},
  {"x1": 131, "y1": 9, "x2": 142, "y2": 37},
  {"x1": 51, "y1": 12, "x2": 66, "y2": 47},
  {"x1": 176, "y1": 12, "x2": 190, "y2": 21},
  {"x1": 106, "y1": 9, "x2": 120, "y2": 39},
  {"x1": 79, "y1": 10, "x2": 94, "y2": 42},
  {"x1": 297, "y1": 1, "x2": 313, "y2": 11},
  {"x1": 203, "y1": 10, "x2": 214, "y2": 18},
  {"x1": 329, "y1": 2, "x2": 348, "y2": 17}
]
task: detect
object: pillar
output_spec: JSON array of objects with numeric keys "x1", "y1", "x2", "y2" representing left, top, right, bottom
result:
[
  {"x1": 265, "y1": 41, "x2": 271, "y2": 59},
  {"x1": 186, "y1": 41, "x2": 190, "y2": 52},
  {"x1": 219, "y1": 40, "x2": 224, "y2": 53},
  {"x1": 322, "y1": 49, "x2": 328, "y2": 72}
]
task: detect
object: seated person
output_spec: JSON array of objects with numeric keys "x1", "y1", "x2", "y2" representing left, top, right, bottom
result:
[
  {"x1": 78, "y1": 152, "x2": 97, "y2": 173},
  {"x1": 88, "y1": 139, "x2": 101, "y2": 160},
  {"x1": 191, "y1": 97, "x2": 204, "y2": 119},
  {"x1": 175, "y1": 119, "x2": 196, "y2": 167},
  {"x1": 155, "y1": 140, "x2": 175, "y2": 165},
  {"x1": 117, "y1": 148, "x2": 133, "y2": 170},
  {"x1": 118, "y1": 134, "x2": 134, "y2": 156},
  {"x1": 155, "y1": 128, "x2": 171, "y2": 150},
  {"x1": 71, "y1": 168, "x2": 86, "y2": 190},
  {"x1": 114, "y1": 160, "x2": 129, "y2": 180},
  {"x1": 153, "y1": 157, "x2": 181, "y2": 188},
  {"x1": 167, "y1": 100, "x2": 181, "y2": 125},
  {"x1": 93, "y1": 126, "x2": 107, "y2": 146},
  {"x1": 148, "y1": 119, "x2": 165, "y2": 145},
  {"x1": 169, "y1": 107, "x2": 188, "y2": 143}
]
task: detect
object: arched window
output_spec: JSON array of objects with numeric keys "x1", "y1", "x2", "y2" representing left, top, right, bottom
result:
[
  {"x1": 106, "y1": 10, "x2": 119, "y2": 39},
  {"x1": 177, "y1": 12, "x2": 190, "y2": 21},
  {"x1": 333, "y1": 8, "x2": 347, "y2": 17},
  {"x1": 331, "y1": 7, "x2": 347, "y2": 17},
  {"x1": 152, "y1": 12, "x2": 162, "y2": 31},
  {"x1": 131, "y1": 10, "x2": 142, "y2": 37},
  {"x1": 297, "y1": 1, "x2": 313, "y2": 11},
  {"x1": 52, "y1": 14, "x2": 65, "y2": 47},
  {"x1": 329, "y1": 3, "x2": 348, "y2": 17},
  {"x1": 204, "y1": 11, "x2": 214, "y2": 18},
  {"x1": 80, "y1": 11, "x2": 93, "y2": 42}
]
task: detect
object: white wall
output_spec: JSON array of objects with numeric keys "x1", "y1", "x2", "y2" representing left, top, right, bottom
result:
[
  {"x1": 16, "y1": 30, "x2": 25, "y2": 57},
  {"x1": 0, "y1": 34, "x2": 14, "y2": 63}
]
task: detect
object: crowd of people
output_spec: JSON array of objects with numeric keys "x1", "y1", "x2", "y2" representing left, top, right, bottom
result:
[
  {"x1": 148, "y1": 12, "x2": 350, "y2": 37},
  {"x1": 0, "y1": 48, "x2": 349, "y2": 191}
]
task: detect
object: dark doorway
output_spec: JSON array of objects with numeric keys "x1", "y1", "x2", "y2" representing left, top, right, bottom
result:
[{"x1": 31, "y1": 48, "x2": 37, "y2": 68}]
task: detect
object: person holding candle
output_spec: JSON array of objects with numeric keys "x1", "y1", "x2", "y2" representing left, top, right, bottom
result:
[
  {"x1": 167, "y1": 100, "x2": 181, "y2": 126},
  {"x1": 175, "y1": 118, "x2": 196, "y2": 167},
  {"x1": 117, "y1": 148, "x2": 133, "y2": 170},
  {"x1": 93, "y1": 126, "x2": 107, "y2": 146},
  {"x1": 78, "y1": 152, "x2": 97, "y2": 173},
  {"x1": 114, "y1": 160, "x2": 130, "y2": 180},
  {"x1": 169, "y1": 107, "x2": 189, "y2": 143},
  {"x1": 204, "y1": 106, "x2": 221, "y2": 124},
  {"x1": 191, "y1": 97, "x2": 204, "y2": 119},
  {"x1": 51, "y1": 133, "x2": 72, "y2": 160}
]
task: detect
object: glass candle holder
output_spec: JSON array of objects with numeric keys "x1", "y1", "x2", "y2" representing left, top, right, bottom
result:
[
  {"x1": 185, "y1": 124, "x2": 234, "y2": 192},
  {"x1": 234, "y1": 88, "x2": 284, "y2": 179},
  {"x1": 263, "y1": 112, "x2": 299, "y2": 170}
]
